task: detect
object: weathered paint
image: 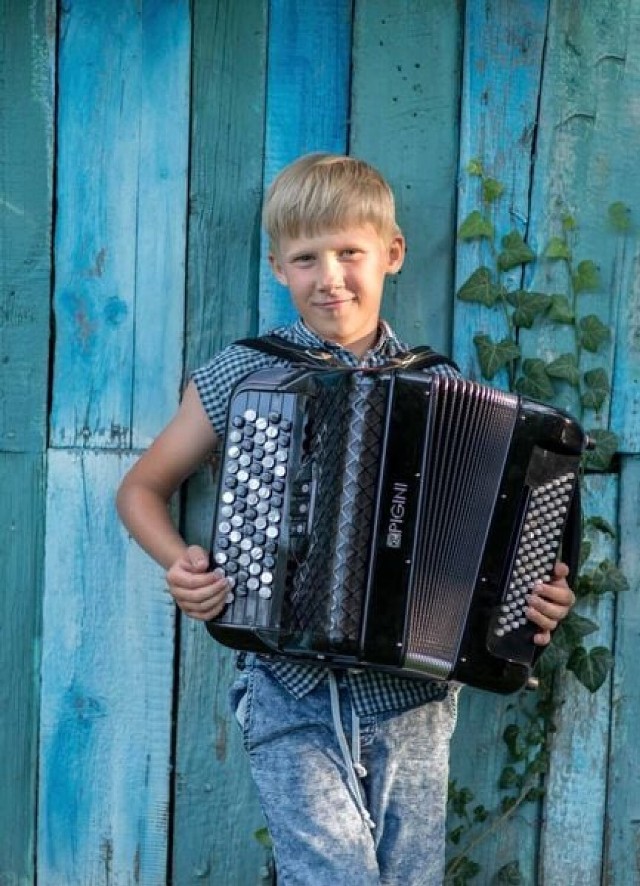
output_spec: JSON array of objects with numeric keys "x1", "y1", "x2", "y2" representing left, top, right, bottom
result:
[
  {"x1": 539, "y1": 475, "x2": 618, "y2": 882},
  {"x1": 0, "y1": 0, "x2": 55, "y2": 453},
  {"x1": 605, "y1": 456, "x2": 640, "y2": 884},
  {"x1": 50, "y1": 0, "x2": 189, "y2": 449},
  {"x1": 0, "y1": 453, "x2": 45, "y2": 885},
  {"x1": 524, "y1": 0, "x2": 640, "y2": 442},
  {"x1": 350, "y1": 0, "x2": 463, "y2": 354},
  {"x1": 258, "y1": 0, "x2": 352, "y2": 332},
  {"x1": 0, "y1": 1, "x2": 54, "y2": 882},
  {"x1": 0, "y1": 2, "x2": 638, "y2": 883},
  {"x1": 173, "y1": 1, "x2": 270, "y2": 881},
  {"x1": 453, "y1": 0, "x2": 549, "y2": 386},
  {"x1": 38, "y1": 451, "x2": 175, "y2": 884}
]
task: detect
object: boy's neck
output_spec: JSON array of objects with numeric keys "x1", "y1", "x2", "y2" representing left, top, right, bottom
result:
[{"x1": 301, "y1": 319, "x2": 382, "y2": 360}]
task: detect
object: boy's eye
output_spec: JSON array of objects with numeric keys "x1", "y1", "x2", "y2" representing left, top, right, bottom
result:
[
  {"x1": 292, "y1": 254, "x2": 315, "y2": 265},
  {"x1": 340, "y1": 248, "x2": 361, "y2": 259}
]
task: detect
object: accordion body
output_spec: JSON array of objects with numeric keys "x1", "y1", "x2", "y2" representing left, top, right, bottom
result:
[{"x1": 207, "y1": 364, "x2": 586, "y2": 694}]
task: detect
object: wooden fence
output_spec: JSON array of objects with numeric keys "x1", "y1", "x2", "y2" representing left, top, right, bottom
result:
[{"x1": 2, "y1": 0, "x2": 639, "y2": 883}]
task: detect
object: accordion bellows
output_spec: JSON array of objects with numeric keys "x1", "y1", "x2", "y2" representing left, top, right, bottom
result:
[{"x1": 207, "y1": 366, "x2": 586, "y2": 694}]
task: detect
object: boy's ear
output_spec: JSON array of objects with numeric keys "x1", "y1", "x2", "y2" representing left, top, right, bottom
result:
[
  {"x1": 269, "y1": 252, "x2": 288, "y2": 286},
  {"x1": 387, "y1": 235, "x2": 406, "y2": 274}
]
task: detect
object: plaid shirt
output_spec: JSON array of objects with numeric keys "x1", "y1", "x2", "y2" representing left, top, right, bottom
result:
[{"x1": 192, "y1": 318, "x2": 457, "y2": 716}]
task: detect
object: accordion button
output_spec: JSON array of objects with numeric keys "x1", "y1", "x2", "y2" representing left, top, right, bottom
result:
[
  {"x1": 268, "y1": 411, "x2": 281, "y2": 423},
  {"x1": 218, "y1": 522, "x2": 231, "y2": 535},
  {"x1": 243, "y1": 409, "x2": 257, "y2": 422},
  {"x1": 249, "y1": 563, "x2": 261, "y2": 576},
  {"x1": 225, "y1": 562, "x2": 238, "y2": 574},
  {"x1": 238, "y1": 554, "x2": 250, "y2": 567},
  {"x1": 251, "y1": 547, "x2": 264, "y2": 561},
  {"x1": 264, "y1": 441, "x2": 277, "y2": 453},
  {"x1": 256, "y1": 502, "x2": 269, "y2": 515},
  {"x1": 214, "y1": 552, "x2": 228, "y2": 565},
  {"x1": 247, "y1": 578, "x2": 260, "y2": 591},
  {"x1": 262, "y1": 456, "x2": 275, "y2": 469},
  {"x1": 266, "y1": 526, "x2": 279, "y2": 539},
  {"x1": 256, "y1": 517, "x2": 267, "y2": 530},
  {"x1": 259, "y1": 586, "x2": 272, "y2": 599},
  {"x1": 258, "y1": 487, "x2": 271, "y2": 499},
  {"x1": 230, "y1": 515, "x2": 243, "y2": 528},
  {"x1": 229, "y1": 531, "x2": 242, "y2": 544},
  {"x1": 265, "y1": 542, "x2": 277, "y2": 554},
  {"x1": 232, "y1": 416, "x2": 244, "y2": 428},
  {"x1": 266, "y1": 426, "x2": 279, "y2": 439},
  {"x1": 268, "y1": 511, "x2": 281, "y2": 524},
  {"x1": 255, "y1": 432, "x2": 267, "y2": 445},
  {"x1": 228, "y1": 446, "x2": 240, "y2": 459},
  {"x1": 256, "y1": 417, "x2": 268, "y2": 430},
  {"x1": 261, "y1": 571, "x2": 273, "y2": 585},
  {"x1": 240, "y1": 539, "x2": 252, "y2": 551},
  {"x1": 225, "y1": 592, "x2": 235, "y2": 605},
  {"x1": 275, "y1": 466, "x2": 287, "y2": 478}
]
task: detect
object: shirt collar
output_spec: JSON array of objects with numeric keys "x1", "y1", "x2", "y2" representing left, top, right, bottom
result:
[{"x1": 287, "y1": 318, "x2": 405, "y2": 363}]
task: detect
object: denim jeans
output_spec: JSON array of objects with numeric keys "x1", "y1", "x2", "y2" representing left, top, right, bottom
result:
[{"x1": 229, "y1": 655, "x2": 458, "y2": 885}]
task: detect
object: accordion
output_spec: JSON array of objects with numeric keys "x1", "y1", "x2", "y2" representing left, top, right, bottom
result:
[{"x1": 207, "y1": 359, "x2": 587, "y2": 694}]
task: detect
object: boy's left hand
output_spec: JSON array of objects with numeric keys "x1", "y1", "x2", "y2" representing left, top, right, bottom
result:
[{"x1": 526, "y1": 561, "x2": 576, "y2": 646}]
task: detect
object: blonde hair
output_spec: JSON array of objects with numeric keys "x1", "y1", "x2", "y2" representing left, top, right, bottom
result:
[{"x1": 263, "y1": 153, "x2": 401, "y2": 252}]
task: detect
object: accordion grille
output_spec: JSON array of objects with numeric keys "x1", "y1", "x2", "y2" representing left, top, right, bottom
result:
[
  {"x1": 404, "y1": 376, "x2": 517, "y2": 673},
  {"x1": 288, "y1": 375, "x2": 385, "y2": 649}
]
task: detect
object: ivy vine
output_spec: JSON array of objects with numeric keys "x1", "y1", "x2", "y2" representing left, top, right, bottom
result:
[{"x1": 445, "y1": 159, "x2": 630, "y2": 885}]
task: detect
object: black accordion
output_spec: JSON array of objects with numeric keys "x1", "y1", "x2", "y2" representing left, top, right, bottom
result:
[{"x1": 207, "y1": 355, "x2": 587, "y2": 694}]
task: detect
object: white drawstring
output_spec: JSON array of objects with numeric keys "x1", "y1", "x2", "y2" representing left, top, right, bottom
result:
[{"x1": 328, "y1": 671, "x2": 375, "y2": 830}]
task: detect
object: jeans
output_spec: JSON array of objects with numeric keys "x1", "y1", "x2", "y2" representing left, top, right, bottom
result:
[{"x1": 229, "y1": 655, "x2": 458, "y2": 885}]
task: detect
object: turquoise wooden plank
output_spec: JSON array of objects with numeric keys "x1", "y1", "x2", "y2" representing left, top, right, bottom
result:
[
  {"x1": 606, "y1": 456, "x2": 640, "y2": 884},
  {"x1": 174, "y1": 2, "x2": 270, "y2": 881},
  {"x1": 539, "y1": 475, "x2": 617, "y2": 882},
  {"x1": 0, "y1": 453, "x2": 45, "y2": 884},
  {"x1": 452, "y1": 0, "x2": 549, "y2": 383},
  {"x1": 523, "y1": 0, "x2": 640, "y2": 444},
  {"x1": 0, "y1": 0, "x2": 54, "y2": 451},
  {"x1": 350, "y1": 0, "x2": 462, "y2": 354},
  {"x1": 51, "y1": 0, "x2": 189, "y2": 450},
  {"x1": 183, "y1": 0, "x2": 268, "y2": 373},
  {"x1": 258, "y1": 0, "x2": 352, "y2": 333},
  {"x1": 449, "y1": 5, "x2": 550, "y2": 881},
  {"x1": 38, "y1": 451, "x2": 175, "y2": 885}
]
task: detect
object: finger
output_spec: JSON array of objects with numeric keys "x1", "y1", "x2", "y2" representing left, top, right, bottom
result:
[
  {"x1": 533, "y1": 578, "x2": 575, "y2": 607},
  {"x1": 552, "y1": 560, "x2": 570, "y2": 579},
  {"x1": 533, "y1": 630, "x2": 552, "y2": 647},
  {"x1": 185, "y1": 544, "x2": 211, "y2": 572}
]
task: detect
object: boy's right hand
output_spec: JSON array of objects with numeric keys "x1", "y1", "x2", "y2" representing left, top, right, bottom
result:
[{"x1": 165, "y1": 545, "x2": 230, "y2": 621}]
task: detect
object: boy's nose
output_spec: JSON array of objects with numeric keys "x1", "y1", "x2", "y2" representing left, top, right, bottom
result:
[{"x1": 318, "y1": 255, "x2": 344, "y2": 290}]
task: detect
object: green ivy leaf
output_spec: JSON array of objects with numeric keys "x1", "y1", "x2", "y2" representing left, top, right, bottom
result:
[
  {"x1": 473, "y1": 804, "x2": 489, "y2": 824},
  {"x1": 458, "y1": 210, "x2": 494, "y2": 241},
  {"x1": 585, "y1": 515, "x2": 616, "y2": 537},
  {"x1": 535, "y1": 638, "x2": 567, "y2": 677},
  {"x1": 579, "y1": 315, "x2": 611, "y2": 352},
  {"x1": 506, "y1": 291, "x2": 551, "y2": 328},
  {"x1": 562, "y1": 214, "x2": 577, "y2": 231},
  {"x1": 544, "y1": 237, "x2": 572, "y2": 260},
  {"x1": 582, "y1": 428, "x2": 618, "y2": 471},
  {"x1": 448, "y1": 825, "x2": 465, "y2": 845},
  {"x1": 467, "y1": 157, "x2": 484, "y2": 176},
  {"x1": 254, "y1": 826, "x2": 273, "y2": 849},
  {"x1": 608, "y1": 201, "x2": 632, "y2": 232},
  {"x1": 497, "y1": 231, "x2": 536, "y2": 271},
  {"x1": 473, "y1": 334, "x2": 521, "y2": 380},
  {"x1": 515, "y1": 359, "x2": 555, "y2": 400},
  {"x1": 552, "y1": 611, "x2": 599, "y2": 651},
  {"x1": 457, "y1": 267, "x2": 503, "y2": 307},
  {"x1": 581, "y1": 367, "x2": 611, "y2": 410},
  {"x1": 547, "y1": 294, "x2": 575, "y2": 324},
  {"x1": 545, "y1": 353, "x2": 580, "y2": 386},
  {"x1": 579, "y1": 560, "x2": 630, "y2": 597},
  {"x1": 498, "y1": 765, "x2": 521, "y2": 790},
  {"x1": 573, "y1": 260, "x2": 601, "y2": 293},
  {"x1": 567, "y1": 646, "x2": 614, "y2": 693},
  {"x1": 502, "y1": 723, "x2": 526, "y2": 761},
  {"x1": 483, "y1": 177, "x2": 505, "y2": 203},
  {"x1": 579, "y1": 538, "x2": 592, "y2": 568}
]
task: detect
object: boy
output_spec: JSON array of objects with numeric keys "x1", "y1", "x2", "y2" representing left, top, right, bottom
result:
[{"x1": 116, "y1": 153, "x2": 575, "y2": 885}]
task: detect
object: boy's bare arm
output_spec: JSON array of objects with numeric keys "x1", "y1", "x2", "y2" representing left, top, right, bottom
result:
[{"x1": 116, "y1": 381, "x2": 216, "y2": 567}]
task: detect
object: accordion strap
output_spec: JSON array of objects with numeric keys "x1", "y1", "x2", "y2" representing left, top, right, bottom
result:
[{"x1": 235, "y1": 334, "x2": 459, "y2": 373}]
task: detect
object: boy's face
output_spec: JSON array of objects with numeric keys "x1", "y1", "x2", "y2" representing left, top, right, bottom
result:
[{"x1": 269, "y1": 224, "x2": 405, "y2": 358}]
